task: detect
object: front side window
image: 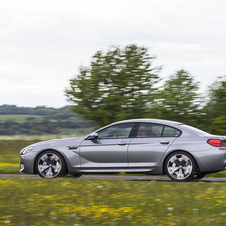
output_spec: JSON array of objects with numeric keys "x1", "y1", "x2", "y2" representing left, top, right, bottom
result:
[{"x1": 98, "y1": 123, "x2": 135, "y2": 139}]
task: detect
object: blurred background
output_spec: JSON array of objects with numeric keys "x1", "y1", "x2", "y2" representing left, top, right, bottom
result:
[{"x1": 1, "y1": 0, "x2": 226, "y2": 137}]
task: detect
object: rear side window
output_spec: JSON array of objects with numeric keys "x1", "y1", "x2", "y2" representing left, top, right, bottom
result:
[
  {"x1": 137, "y1": 123, "x2": 163, "y2": 137},
  {"x1": 137, "y1": 123, "x2": 181, "y2": 138},
  {"x1": 162, "y1": 126, "x2": 181, "y2": 137}
]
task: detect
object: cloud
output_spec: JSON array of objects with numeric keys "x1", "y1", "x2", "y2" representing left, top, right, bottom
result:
[{"x1": 0, "y1": 0, "x2": 226, "y2": 107}]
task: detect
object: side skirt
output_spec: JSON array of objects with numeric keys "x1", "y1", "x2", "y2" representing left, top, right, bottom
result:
[{"x1": 68, "y1": 166, "x2": 163, "y2": 175}]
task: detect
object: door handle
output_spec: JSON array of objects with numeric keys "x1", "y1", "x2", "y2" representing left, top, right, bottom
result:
[
  {"x1": 117, "y1": 141, "x2": 127, "y2": 146},
  {"x1": 160, "y1": 141, "x2": 170, "y2": 144}
]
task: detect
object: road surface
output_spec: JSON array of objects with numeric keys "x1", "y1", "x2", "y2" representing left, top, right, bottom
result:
[{"x1": 0, "y1": 174, "x2": 226, "y2": 182}]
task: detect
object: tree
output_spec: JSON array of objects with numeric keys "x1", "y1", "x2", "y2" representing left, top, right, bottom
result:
[
  {"x1": 65, "y1": 44, "x2": 161, "y2": 127},
  {"x1": 210, "y1": 116, "x2": 226, "y2": 135},
  {"x1": 205, "y1": 76, "x2": 226, "y2": 119},
  {"x1": 203, "y1": 76, "x2": 226, "y2": 134},
  {"x1": 151, "y1": 70, "x2": 203, "y2": 126}
]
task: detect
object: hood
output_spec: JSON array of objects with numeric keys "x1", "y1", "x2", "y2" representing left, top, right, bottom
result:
[{"x1": 31, "y1": 137, "x2": 84, "y2": 147}]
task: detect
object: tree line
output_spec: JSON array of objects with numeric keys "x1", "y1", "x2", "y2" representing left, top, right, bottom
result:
[
  {"x1": 0, "y1": 105, "x2": 76, "y2": 117},
  {"x1": 0, "y1": 105, "x2": 94, "y2": 136},
  {"x1": 0, "y1": 119, "x2": 87, "y2": 136},
  {"x1": 65, "y1": 44, "x2": 226, "y2": 135}
]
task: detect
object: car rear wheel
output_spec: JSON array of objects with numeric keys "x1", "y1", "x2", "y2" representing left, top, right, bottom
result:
[
  {"x1": 194, "y1": 173, "x2": 206, "y2": 180},
  {"x1": 165, "y1": 151, "x2": 197, "y2": 182},
  {"x1": 35, "y1": 150, "x2": 66, "y2": 178},
  {"x1": 67, "y1": 174, "x2": 82, "y2": 178},
  {"x1": 72, "y1": 174, "x2": 82, "y2": 178}
]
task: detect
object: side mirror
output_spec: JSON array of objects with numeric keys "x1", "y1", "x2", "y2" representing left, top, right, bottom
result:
[{"x1": 88, "y1": 132, "x2": 98, "y2": 140}]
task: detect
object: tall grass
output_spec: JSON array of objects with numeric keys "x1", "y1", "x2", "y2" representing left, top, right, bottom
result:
[
  {"x1": 0, "y1": 140, "x2": 39, "y2": 174},
  {"x1": 1, "y1": 178, "x2": 226, "y2": 225}
]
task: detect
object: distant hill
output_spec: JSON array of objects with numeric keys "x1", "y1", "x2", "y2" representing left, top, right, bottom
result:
[
  {"x1": 0, "y1": 105, "x2": 94, "y2": 136},
  {"x1": 0, "y1": 105, "x2": 78, "y2": 118}
]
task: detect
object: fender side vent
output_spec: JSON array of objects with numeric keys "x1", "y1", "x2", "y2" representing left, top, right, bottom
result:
[{"x1": 67, "y1": 146, "x2": 78, "y2": 150}]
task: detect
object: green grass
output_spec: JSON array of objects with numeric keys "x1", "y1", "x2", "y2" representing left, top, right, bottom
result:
[
  {"x1": 209, "y1": 171, "x2": 226, "y2": 178},
  {"x1": 1, "y1": 178, "x2": 226, "y2": 225},
  {"x1": 0, "y1": 140, "x2": 39, "y2": 174},
  {"x1": 0, "y1": 115, "x2": 43, "y2": 121}
]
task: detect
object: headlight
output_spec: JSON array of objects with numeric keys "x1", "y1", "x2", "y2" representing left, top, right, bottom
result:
[{"x1": 21, "y1": 146, "x2": 34, "y2": 155}]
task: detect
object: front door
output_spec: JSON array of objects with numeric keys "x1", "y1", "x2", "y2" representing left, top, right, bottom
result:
[{"x1": 79, "y1": 123, "x2": 135, "y2": 169}]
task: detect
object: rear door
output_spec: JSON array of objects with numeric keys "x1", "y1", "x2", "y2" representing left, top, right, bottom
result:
[{"x1": 128, "y1": 123, "x2": 180, "y2": 168}]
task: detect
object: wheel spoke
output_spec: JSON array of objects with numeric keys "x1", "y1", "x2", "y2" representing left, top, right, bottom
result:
[
  {"x1": 51, "y1": 154, "x2": 59, "y2": 162},
  {"x1": 169, "y1": 156, "x2": 178, "y2": 163},
  {"x1": 183, "y1": 165, "x2": 192, "y2": 175},
  {"x1": 53, "y1": 161, "x2": 61, "y2": 173},
  {"x1": 40, "y1": 154, "x2": 48, "y2": 162},
  {"x1": 177, "y1": 168, "x2": 184, "y2": 179},
  {"x1": 46, "y1": 167, "x2": 53, "y2": 177},
  {"x1": 38, "y1": 165, "x2": 49, "y2": 173},
  {"x1": 168, "y1": 166, "x2": 180, "y2": 174}
]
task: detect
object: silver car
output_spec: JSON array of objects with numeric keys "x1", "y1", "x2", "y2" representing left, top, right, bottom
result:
[{"x1": 20, "y1": 119, "x2": 226, "y2": 181}]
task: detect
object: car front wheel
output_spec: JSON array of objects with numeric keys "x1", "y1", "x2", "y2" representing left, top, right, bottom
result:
[
  {"x1": 35, "y1": 150, "x2": 66, "y2": 178},
  {"x1": 165, "y1": 151, "x2": 197, "y2": 182}
]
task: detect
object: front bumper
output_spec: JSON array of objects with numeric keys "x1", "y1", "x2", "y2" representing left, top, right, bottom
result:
[
  {"x1": 19, "y1": 151, "x2": 37, "y2": 174},
  {"x1": 20, "y1": 161, "x2": 25, "y2": 173}
]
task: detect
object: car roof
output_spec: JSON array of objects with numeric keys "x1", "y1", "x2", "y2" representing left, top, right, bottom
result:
[{"x1": 110, "y1": 118, "x2": 183, "y2": 127}]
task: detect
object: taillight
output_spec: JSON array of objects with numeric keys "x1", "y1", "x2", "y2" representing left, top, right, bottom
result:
[{"x1": 207, "y1": 139, "x2": 226, "y2": 148}]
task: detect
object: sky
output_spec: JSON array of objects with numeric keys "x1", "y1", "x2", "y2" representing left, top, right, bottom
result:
[{"x1": 0, "y1": 0, "x2": 226, "y2": 108}]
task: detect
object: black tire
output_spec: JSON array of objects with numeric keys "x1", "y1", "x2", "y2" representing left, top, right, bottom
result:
[
  {"x1": 165, "y1": 151, "x2": 197, "y2": 182},
  {"x1": 194, "y1": 173, "x2": 206, "y2": 180},
  {"x1": 35, "y1": 150, "x2": 67, "y2": 178},
  {"x1": 68, "y1": 174, "x2": 82, "y2": 178}
]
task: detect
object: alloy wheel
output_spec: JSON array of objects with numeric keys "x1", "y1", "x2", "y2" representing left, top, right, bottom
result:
[
  {"x1": 37, "y1": 152, "x2": 63, "y2": 178},
  {"x1": 166, "y1": 153, "x2": 195, "y2": 181}
]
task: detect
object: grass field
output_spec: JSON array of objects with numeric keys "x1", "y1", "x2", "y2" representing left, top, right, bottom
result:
[
  {"x1": 0, "y1": 115, "x2": 43, "y2": 121},
  {"x1": 0, "y1": 140, "x2": 38, "y2": 174},
  {"x1": 1, "y1": 139, "x2": 226, "y2": 225},
  {"x1": 1, "y1": 178, "x2": 226, "y2": 225}
]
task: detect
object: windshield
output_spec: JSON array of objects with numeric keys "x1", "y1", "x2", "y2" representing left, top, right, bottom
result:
[{"x1": 179, "y1": 124, "x2": 210, "y2": 136}]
